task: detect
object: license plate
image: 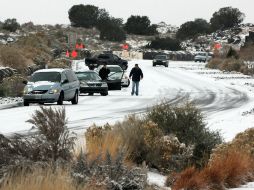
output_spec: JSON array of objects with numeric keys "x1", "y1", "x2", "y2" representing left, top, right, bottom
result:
[{"x1": 30, "y1": 95, "x2": 42, "y2": 99}]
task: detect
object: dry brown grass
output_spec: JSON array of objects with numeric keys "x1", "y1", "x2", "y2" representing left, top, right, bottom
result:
[
  {"x1": 240, "y1": 44, "x2": 254, "y2": 61},
  {"x1": 208, "y1": 149, "x2": 254, "y2": 188},
  {"x1": 0, "y1": 167, "x2": 106, "y2": 190},
  {"x1": 207, "y1": 57, "x2": 250, "y2": 75},
  {"x1": 172, "y1": 149, "x2": 254, "y2": 190},
  {"x1": 0, "y1": 46, "x2": 28, "y2": 72},
  {"x1": 85, "y1": 124, "x2": 126, "y2": 162},
  {"x1": 172, "y1": 167, "x2": 206, "y2": 190}
]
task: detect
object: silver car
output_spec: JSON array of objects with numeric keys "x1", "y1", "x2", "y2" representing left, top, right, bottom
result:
[
  {"x1": 194, "y1": 52, "x2": 213, "y2": 62},
  {"x1": 23, "y1": 69, "x2": 80, "y2": 106},
  {"x1": 96, "y1": 65, "x2": 130, "y2": 87}
]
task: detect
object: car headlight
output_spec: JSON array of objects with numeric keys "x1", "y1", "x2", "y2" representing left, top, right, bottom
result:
[
  {"x1": 49, "y1": 88, "x2": 60, "y2": 94},
  {"x1": 101, "y1": 82, "x2": 108, "y2": 87},
  {"x1": 23, "y1": 88, "x2": 28, "y2": 94},
  {"x1": 80, "y1": 81, "x2": 88, "y2": 87},
  {"x1": 23, "y1": 87, "x2": 32, "y2": 94}
]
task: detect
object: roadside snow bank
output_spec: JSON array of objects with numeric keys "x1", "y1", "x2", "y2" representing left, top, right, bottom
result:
[{"x1": 0, "y1": 97, "x2": 23, "y2": 109}]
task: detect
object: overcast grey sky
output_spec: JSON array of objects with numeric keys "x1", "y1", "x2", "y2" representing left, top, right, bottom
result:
[{"x1": 0, "y1": 0, "x2": 253, "y2": 26}]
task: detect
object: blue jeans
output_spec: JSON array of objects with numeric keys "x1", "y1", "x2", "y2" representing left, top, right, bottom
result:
[{"x1": 131, "y1": 81, "x2": 139, "y2": 95}]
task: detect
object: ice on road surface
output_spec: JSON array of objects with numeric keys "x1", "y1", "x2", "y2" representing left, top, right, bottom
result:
[{"x1": 0, "y1": 60, "x2": 254, "y2": 142}]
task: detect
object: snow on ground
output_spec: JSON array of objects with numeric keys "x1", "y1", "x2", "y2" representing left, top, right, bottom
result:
[
  {"x1": 1, "y1": 60, "x2": 254, "y2": 142},
  {"x1": 1, "y1": 60, "x2": 254, "y2": 189},
  {"x1": 230, "y1": 182, "x2": 254, "y2": 190},
  {"x1": 147, "y1": 172, "x2": 167, "y2": 187}
]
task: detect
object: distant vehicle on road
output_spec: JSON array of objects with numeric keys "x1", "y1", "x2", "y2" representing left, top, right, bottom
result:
[
  {"x1": 153, "y1": 54, "x2": 169, "y2": 67},
  {"x1": 75, "y1": 70, "x2": 123, "y2": 96},
  {"x1": 23, "y1": 69, "x2": 79, "y2": 106},
  {"x1": 194, "y1": 52, "x2": 213, "y2": 62},
  {"x1": 96, "y1": 65, "x2": 130, "y2": 87},
  {"x1": 85, "y1": 53, "x2": 128, "y2": 70}
]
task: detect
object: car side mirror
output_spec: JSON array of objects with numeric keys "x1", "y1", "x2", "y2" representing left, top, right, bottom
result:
[
  {"x1": 61, "y1": 79, "x2": 68, "y2": 84},
  {"x1": 22, "y1": 80, "x2": 28, "y2": 85}
]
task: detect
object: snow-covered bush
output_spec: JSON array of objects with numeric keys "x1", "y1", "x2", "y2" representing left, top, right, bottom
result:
[
  {"x1": 147, "y1": 101, "x2": 222, "y2": 168},
  {"x1": 72, "y1": 150, "x2": 147, "y2": 190},
  {"x1": 85, "y1": 115, "x2": 194, "y2": 173},
  {"x1": 0, "y1": 107, "x2": 76, "y2": 180}
]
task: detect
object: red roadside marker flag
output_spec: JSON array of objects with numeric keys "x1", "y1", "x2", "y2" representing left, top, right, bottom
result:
[
  {"x1": 71, "y1": 50, "x2": 78, "y2": 58},
  {"x1": 214, "y1": 43, "x2": 222, "y2": 50},
  {"x1": 66, "y1": 50, "x2": 70, "y2": 57},
  {"x1": 122, "y1": 44, "x2": 129, "y2": 50}
]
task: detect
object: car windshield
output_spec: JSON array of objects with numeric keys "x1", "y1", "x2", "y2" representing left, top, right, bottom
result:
[
  {"x1": 108, "y1": 67, "x2": 123, "y2": 73},
  {"x1": 98, "y1": 55, "x2": 110, "y2": 59},
  {"x1": 30, "y1": 72, "x2": 61, "y2": 83},
  {"x1": 155, "y1": 55, "x2": 167, "y2": 59},
  {"x1": 198, "y1": 53, "x2": 207, "y2": 56},
  {"x1": 108, "y1": 72, "x2": 123, "y2": 80},
  {"x1": 76, "y1": 72, "x2": 101, "y2": 81}
]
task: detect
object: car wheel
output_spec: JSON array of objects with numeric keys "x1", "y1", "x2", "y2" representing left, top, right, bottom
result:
[
  {"x1": 127, "y1": 79, "x2": 130, "y2": 87},
  {"x1": 71, "y1": 91, "x2": 78, "y2": 104},
  {"x1": 57, "y1": 92, "x2": 64, "y2": 105},
  {"x1": 165, "y1": 63, "x2": 168, "y2": 67},
  {"x1": 24, "y1": 100, "x2": 29, "y2": 106},
  {"x1": 101, "y1": 91, "x2": 108, "y2": 96},
  {"x1": 153, "y1": 63, "x2": 156, "y2": 67},
  {"x1": 39, "y1": 103, "x2": 44, "y2": 105},
  {"x1": 88, "y1": 93, "x2": 94, "y2": 96}
]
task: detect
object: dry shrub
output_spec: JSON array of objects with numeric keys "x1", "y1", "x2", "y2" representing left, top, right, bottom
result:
[
  {"x1": 48, "y1": 59, "x2": 71, "y2": 69},
  {"x1": 147, "y1": 101, "x2": 222, "y2": 168},
  {"x1": 0, "y1": 46, "x2": 28, "y2": 72},
  {"x1": 85, "y1": 124, "x2": 125, "y2": 161},
  {"x1": 207, "y1": 57, "x2": 250, "y2": 74},
  {"x1": 240, "y1": 44, "x2": 254, "y2": 61},
  {"x1": 16, "y1": 34, "x2": 52, "y2": 65},
  {"x1": 172, "y1": 167, "x2": 206, "y2": 190},
  {"x1": 171, "y1": 128, "x2": 254, "y2": 189},
  {"x1": 206, "y1": 58, "x2": 223, "y2": 69},
  {"x1": 211, "y1": 128, "x2": 254, "y2": 160},
  {"x1": 0, "y1": 75, "x2": 26, "y2": 97},
  {"x1": 27, "y1": 106, "x2": 76, "y2": 161},
  {"x1": 72, "y1": 149, "x2": 147, "y2": 190},
  {"x1": 85, "y1": 114, "x2": 193, "y2": 173},
  {"x1": 171, "y1": 145, "x2": 254, "y2": 189}
]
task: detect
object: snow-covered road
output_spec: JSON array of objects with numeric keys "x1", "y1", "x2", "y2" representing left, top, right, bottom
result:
[{"x1": 1, "y1": 60, "x2": 254, "y2": 141}]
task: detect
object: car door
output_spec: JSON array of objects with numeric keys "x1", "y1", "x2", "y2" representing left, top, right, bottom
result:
[
  {"x1": 107, "y1": 71, "x2": 124, "y2": 90},
  {"x1": 61, "y1": 72, "x2": 71, "y2": 100},
  {"x1": 66, "y1": 70, "x2": 78, "y2": 99}
]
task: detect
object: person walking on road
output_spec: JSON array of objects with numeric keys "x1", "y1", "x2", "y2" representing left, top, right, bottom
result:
[
  {"x1": 129, "y1": 64, "x2": 143, "y2": 96},
  {"x1": 99, "y1": 63, "x2": 110, "y2": 80}
]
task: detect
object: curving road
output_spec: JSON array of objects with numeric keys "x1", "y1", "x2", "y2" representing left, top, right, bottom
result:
[{"x1": 0, "y1": 60, "x2": 253, "y2": 141}]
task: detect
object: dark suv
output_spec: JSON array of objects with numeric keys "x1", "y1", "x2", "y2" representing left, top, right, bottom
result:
[
  {"x1": 153, "y1": 55, "x2": 169, "y2": 67},
  {"x1": 85, "y1": 53, "x2": 128, "y2": 70}
]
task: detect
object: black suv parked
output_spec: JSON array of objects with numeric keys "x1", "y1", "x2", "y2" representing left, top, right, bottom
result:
[
  {"x1": 153, "y1": 55, "x2": 169, "y2": 67},
  {"x1": 85, "y1": 53, "x2": 128, "y2": 70}
]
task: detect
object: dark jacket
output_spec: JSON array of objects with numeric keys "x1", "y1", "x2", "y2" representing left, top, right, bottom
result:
[
  {"x1": 129, "y1": 67, "x2": 143, "y2": 81},
  {"x1": 99, "y1": 67, "x2": 110, "y2": 80}
]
